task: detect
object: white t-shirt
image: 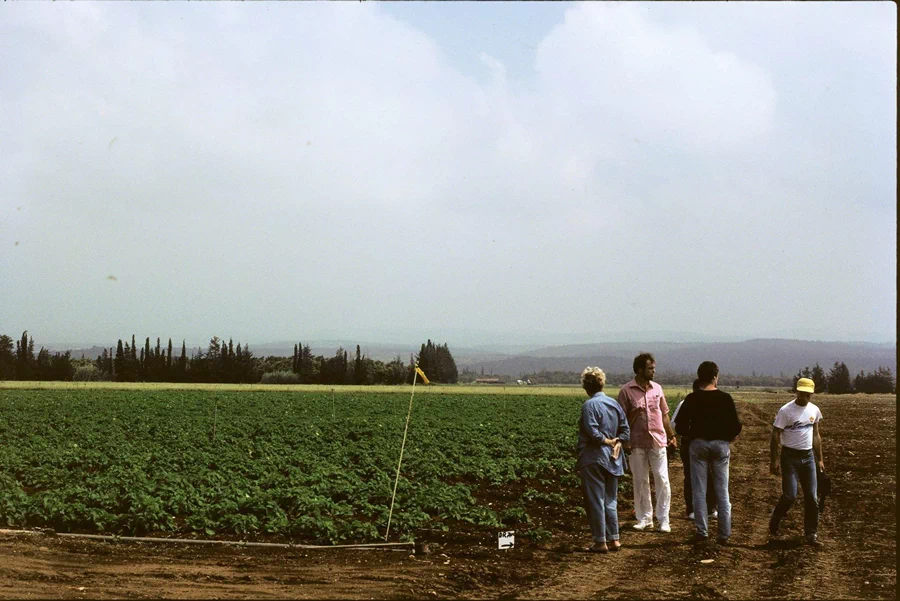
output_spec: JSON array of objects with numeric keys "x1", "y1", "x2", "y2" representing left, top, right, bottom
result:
[{"x1": 773, "y1": 399, "x2": 823, "y2": 450}]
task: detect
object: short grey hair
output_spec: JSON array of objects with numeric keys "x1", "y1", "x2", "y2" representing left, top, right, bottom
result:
[{"x1": 581, "y1": 366, "x2": 607, "y2": 391}]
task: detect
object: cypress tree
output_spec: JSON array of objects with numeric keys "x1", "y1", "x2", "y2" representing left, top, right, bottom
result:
[
  {"x1": 355, "y1": 344, "x2": 363, "y2": 384},
  {"x1": 154, "y1": 337, "x2": 161, "y2": 380},
  {"x1": 15, "y1": 331, "x2": 33, "y2": 380},
  {"x1": 236, "y1": 343, "x2": 244, "y2": 383},
  {"x1": 179, "y1": 340, "x2": 187, "y2": 380},
  {"x1": 115, "y1": 340, "x2": 125, "y2": 381},
  {"x1": 17, "y1": 332, "x2": 27, "y2": 361},
  {"x1": 302, "y1": 344, "x2": 313, "y2": 382},
  {"x1": 143, "y1": 337, "x2": 151, "y2": 380},
  {"x1": 36, "y1": 347, "x2": 50, "y2": 380},
  {"x1": 124, "y1": 342, "x2": 133, "y2": 381},
  {"x1": 241, "y1": 343, "x2": 254, "y2": 383}
]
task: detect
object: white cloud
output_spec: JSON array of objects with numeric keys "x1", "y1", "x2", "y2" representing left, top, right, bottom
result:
[
  {"x1": 0, "y1": 2, "x2": 894, "y2": 344},
  {"x1": 534, "y1": 3, "x2": 776, "y2": 153}
]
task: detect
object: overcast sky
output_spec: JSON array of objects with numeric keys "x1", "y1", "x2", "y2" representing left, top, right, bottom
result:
[{"x1": 1, "y1": 2, "x2": 896, "y2": 348}]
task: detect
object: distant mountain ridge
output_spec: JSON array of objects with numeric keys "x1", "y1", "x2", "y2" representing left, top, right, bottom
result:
[{"x1": 456, "y1": 339, "x2": 897, "y2": 378}]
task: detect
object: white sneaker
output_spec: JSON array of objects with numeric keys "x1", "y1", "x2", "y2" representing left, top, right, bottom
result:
[
  {"x1": 710, "y1": 510, "x2": 718, "y2": 520},
  {"x1": 687, "y1": 512, "x2": 695, "y2": 520},
  {"x1": 632, "y1": 520, "x2": 653, "y2": 531},
  {"x1": 657, "y1": 523, "x2": 671, "y2": 533}
]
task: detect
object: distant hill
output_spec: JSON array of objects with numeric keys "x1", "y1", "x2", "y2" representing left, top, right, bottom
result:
[
  {"x1": 249, "y1": 341, "x2": 418, "y2": 363},
  {"x1": 49, "y1": 345, "x2": 111, "y2": 360},
  {"x1": 457, "y1": 339, "x2": 896, "y2": 378}
]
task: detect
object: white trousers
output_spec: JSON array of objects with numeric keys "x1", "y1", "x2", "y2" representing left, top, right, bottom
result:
[{"x1": 630, "y1": 446, "x2": 671, "y2": 525}]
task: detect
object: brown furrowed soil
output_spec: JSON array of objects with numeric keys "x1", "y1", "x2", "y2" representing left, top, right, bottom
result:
[{"x1": 1, "y1": 393, "x2": 894, "y2": 600}]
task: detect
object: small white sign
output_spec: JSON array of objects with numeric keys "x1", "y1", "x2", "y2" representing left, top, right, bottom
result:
[{"x1": 498, "y1": 531, "x2": 515, "y2": 550}]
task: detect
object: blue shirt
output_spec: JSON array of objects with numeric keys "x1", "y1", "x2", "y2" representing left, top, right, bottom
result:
[{"x1": 576, "y1": 392, "x2": 631, "y2": 475}]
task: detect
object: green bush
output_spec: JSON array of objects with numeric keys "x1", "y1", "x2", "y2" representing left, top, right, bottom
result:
[
  {"x1": 73, "y1": 365, "x2": 106, "y2": 382},
  {"x1": 259, "y1": 370, "x2": 301, "y2": 385}
]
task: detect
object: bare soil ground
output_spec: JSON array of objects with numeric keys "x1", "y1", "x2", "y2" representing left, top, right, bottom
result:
[{"x1": 1, "y1": 394, "x2": 894, "y2": 600}]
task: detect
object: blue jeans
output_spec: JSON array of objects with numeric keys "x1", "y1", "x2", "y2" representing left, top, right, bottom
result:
[
  {"x1": 770, "y1": 447, "x2": 818, "y2": 536},
  {"x1": 689, "y1": 439, "x2": 732, "y2": 540},
  {"x1": 679, "y1": 437, "x2": 716, "y2": 515},
  {"x1": 579, "y1": 463, "x2": 620, "y2": 543}
]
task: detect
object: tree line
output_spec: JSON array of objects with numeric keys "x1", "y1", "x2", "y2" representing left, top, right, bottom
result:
[
  {"x1": 0, "y1": 332, "x2": 458, "y2": 385},
  {"x1": 792, "y1": 362, "x2": 895, "y2": 394},
  {"x1": 496, "y1": 369, "x2": 801, "y2": 388},
  {"x1": 0, "y1": 332, "x2": 75, "y2": 381},
  {"x1": 496, "y1": 362, "x2": 895, "y2": 394}
]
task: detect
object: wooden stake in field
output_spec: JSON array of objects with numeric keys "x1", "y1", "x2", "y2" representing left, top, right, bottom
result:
[{"x1": 385, "y1": 364, "x2": 428, "y2": 541}]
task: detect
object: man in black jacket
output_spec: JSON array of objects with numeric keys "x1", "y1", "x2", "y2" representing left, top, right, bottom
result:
[{"x1": 674, "y1": 361, "x2": 742, "y2": 545}]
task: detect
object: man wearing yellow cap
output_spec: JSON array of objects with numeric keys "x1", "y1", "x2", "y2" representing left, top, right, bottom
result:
[{"x1": 768, "y1": 377, "x2": 825, "y2": 546}]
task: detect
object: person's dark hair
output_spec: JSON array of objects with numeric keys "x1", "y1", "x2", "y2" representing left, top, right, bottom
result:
[
  {"x1": 692, "y1": 378, "x2": 701, "y2": 393},
  {"x1": 697, "y1": 361, "x2": 719, "y2": 384},
  {"x1": 633, "y1": 352, "x2": 655, "y2": 374}
]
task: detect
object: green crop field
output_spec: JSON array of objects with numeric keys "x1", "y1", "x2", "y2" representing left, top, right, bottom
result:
[
  {"x1": 0, "y1": 387, "x2": 613, "y2": 544},
  {"x1": 0, "y1": 383, "x2": 728, "y2": 545}
]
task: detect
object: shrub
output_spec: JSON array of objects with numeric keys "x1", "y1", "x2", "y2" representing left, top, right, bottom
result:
[
  {"x1": 260, "y1": 370, "x2": 301, "y2": 385},
  {"x1": 73, "y1": 365, "x2": 106, "y2": 382}
]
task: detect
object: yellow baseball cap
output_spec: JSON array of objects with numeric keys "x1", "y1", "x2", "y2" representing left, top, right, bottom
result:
[{"x1": 796, "y1": 378, "x2": 815, "y2": 394}]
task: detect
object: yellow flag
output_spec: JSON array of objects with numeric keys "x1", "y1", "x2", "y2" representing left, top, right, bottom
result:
[{"x1": 415, "y1": 365, "x2": 430, "y2": 385}]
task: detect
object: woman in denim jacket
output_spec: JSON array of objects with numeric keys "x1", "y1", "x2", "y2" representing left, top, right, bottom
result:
[{"x1": 576, "y1": 366, "x2": 631, "y2": 553}]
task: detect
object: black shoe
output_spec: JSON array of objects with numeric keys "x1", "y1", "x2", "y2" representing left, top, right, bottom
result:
[
  {"x1": 805, "y1": 534, "x2": 823, "y2": 547},
  {"x1": 716, "y1": 538, "x2": 729, "y2": 546}
]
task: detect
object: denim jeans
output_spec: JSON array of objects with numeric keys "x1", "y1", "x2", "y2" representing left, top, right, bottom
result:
[
  {"x1": 689, "y1": 438, "x2": 732, "y2": 540},
  {"x1": 679, "y1": 437, "x2": 716, "y2": 515},
  {"x1": 770, "y1": 447, "x2": 818, "y2": 536},
  {"x1": 580, "y1": 463, "x2": 620, "y2": 542}
]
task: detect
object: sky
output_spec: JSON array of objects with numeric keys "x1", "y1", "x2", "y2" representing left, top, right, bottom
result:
[{"x1": 1, "y1": 1, "x2": 896, "y2": 348}]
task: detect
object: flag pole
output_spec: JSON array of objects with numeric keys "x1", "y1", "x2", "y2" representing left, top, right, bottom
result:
[{"x1": 385, "y1": 365, "x2": 418, "y2": 541}]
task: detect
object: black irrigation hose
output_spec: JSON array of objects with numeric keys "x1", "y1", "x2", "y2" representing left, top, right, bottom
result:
[{"x1": 0, "y1": 529, "x2": 415, "y2": 551}]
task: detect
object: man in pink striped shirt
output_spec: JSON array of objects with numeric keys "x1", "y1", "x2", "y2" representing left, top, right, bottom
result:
[{"x1": 617, "y1": 352, "x2": 677, "y2": 533}]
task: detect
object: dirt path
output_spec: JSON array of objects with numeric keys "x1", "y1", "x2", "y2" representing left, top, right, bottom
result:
[
  {"x1": 0, "y1": 538, "x2": 447, "y2": 600},
  {"x1": 515, "y1": 397, "x2": 895, "y2": 601},
  {"x1": 1, "y1": 396, "x2": 894, "y2": 599}
]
